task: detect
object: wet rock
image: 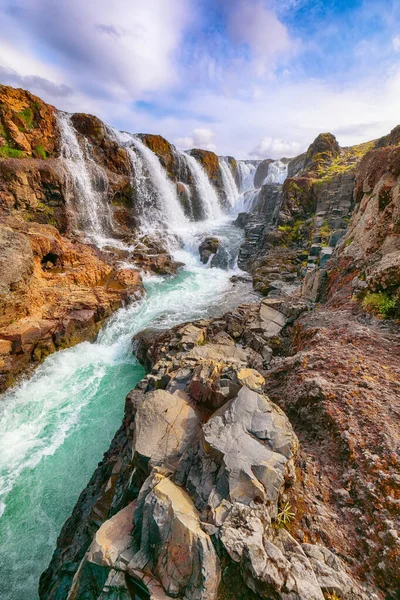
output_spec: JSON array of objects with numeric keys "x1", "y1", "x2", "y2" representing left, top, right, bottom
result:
[{"x1": 199, "y1": 237, "x2": 220, "y2": 264}]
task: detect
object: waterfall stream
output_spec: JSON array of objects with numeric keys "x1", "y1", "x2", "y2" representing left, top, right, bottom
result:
[
  {"x1": 181, "y1": 152, "x2": 223, "y2": 220},
  {"x1": 57, "y1": 113, "x2": 114, "y2": 246},
  {"x1": 219, "y1": 158, "x2": 239, "y2": 209}
]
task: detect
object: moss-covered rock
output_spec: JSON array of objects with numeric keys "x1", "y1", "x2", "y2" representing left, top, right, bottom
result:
[
  {"x1": 0, "y1": 84, "x2": 58, "y2": 157},
  {"x1": 303, "y1": 132, "x2": 340, "y2": 175}
]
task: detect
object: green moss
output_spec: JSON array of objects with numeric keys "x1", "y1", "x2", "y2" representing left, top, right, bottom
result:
[
  {"x1": 362, "y1": 291, "x2": 399, "y2": 318},
  {"x1": 34, "y1": 144, "x2": 47, "y2": 159},
  {"x1": 345, "y1": 237, "x2": 353, "y2": 247},
  {"x1": 278, "y1": 219, "x2": 306, "y2": 245},
  {"x1": 0, "y1": 144, "x2": 24, "y2": 158},
  {"x1": 18, "y1": 107, "x2": 34, "y2": 130}
]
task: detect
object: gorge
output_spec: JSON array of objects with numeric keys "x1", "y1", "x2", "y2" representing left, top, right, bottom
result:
[{"x1": 0, "y1": 85, "x2": 399, "y2": 600}]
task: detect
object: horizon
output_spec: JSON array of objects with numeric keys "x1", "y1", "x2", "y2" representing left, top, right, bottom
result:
[{"x1": 0, "y1": 0, "x2": 400, "y2": 158}]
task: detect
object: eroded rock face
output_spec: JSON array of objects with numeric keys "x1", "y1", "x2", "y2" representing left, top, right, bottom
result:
[
  {"x1": 0, "y1": 217, "x2": 145, "y2": 392},
  {"x1": 0, "y1": 84, "x2": 58, "y2": 157}
]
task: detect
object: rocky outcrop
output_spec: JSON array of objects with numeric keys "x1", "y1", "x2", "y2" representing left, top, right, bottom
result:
[
  {"x1": 198, "y1": 237, "x2": 220, "y2": 264},
  {"x1": 0, "y1": 216, "x2": 144, "y2": 392},
  {"x1": 0, "y1": 85, "x2": 58, "y2": 158},
  {"x1": 41, "y1": 293, "x2": 387, "y2": 600},
  {"x1": 0, "y1": 86, "x2": 186, "y2": 391}
]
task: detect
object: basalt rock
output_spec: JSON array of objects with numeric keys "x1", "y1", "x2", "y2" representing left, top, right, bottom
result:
[{"x1": 41, "y1": 294, "x2": 380, "y2": 600}]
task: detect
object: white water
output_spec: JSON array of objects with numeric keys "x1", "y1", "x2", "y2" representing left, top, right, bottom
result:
[
  {"x1": 235, "y1": 161, "x2": 258, "y2": 213},
  {"x1": 264, "y1": 159, "x2": 288, "y2": 185},
  {"x1": 182, "y1": 152, "x2": 223, "y2": 220},
  {"x1": 219, "y1": 158, "x2": 239, "y2": 210},
  {"x1": 237, "y1": 161, "x2": 256, "y2": 193},
  {"x1": 57, "y1": 113, "x2": 114, "y2": 245}
]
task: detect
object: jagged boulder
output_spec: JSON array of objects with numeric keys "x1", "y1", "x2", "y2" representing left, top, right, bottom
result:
[
  {"x1": 176, "y1": 386, "x2": 298, "y2": 512},
  {"x1": 132, "y1": 389, "x2": 200, "y2": 472},
  {"x1": 132, "y1": 472, "x2": 220, "y2": 600}
]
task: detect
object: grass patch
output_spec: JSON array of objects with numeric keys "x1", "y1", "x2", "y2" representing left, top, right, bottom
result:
[
  {"x1": 18, "y1": 107, "x2": 34, "y2": 130},
  {"x1": 34, "y1": 144, "x2": 47, "y2": 159},
  {"x1": 362, "y1": 291, "x2": 398, "y2": 319},
  {"x1": 278, "y1": 219, "x2": 306, "y2": 245},
  {"x1": 324, "y1": 593, "x2": 341, "y2": 600},
  {"x1": 0, "y1": 144, "x2": 24, "y2": 158}
]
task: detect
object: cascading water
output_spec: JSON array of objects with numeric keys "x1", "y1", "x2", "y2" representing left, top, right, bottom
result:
[
  {"x1": 57, "y1": 113, "x2": 113, "y2": 245},
  {"x1": 235, "y1": 160, "x2": 258, "y2": 213},
  {"x1": 112, "y1": 130, "x2": 190, "y2": 247},
  {"x1": 263, "y1": 159, "x2": 288, "y2": 185},
  {"x1": 181, "y1": 152, "x2": 223, "y2": 220},
  {"x1": 219, "y1": 158, "x2": 239, "y2": 210}
]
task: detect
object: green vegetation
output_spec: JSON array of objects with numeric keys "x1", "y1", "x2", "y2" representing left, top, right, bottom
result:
[
  {"x1": 324, "y1": 593, "x2": 341, "y2": 600},
  {"x1": 0, "y1": 144, "x2": 24, "y2": 158},
  {"x1": 362, "y1": 291, "x2": 399, "y2": 319},
  {"x1": 18, "y1": 107, "x2": 34, "y2": 130},
  {"x1": 34, "y1": 144, "x2": 47, "y2": 159},
  {"x1": 275, "y1": 502, "x2": 295, "y2": 528},
  {"x1": 278, "y1": 219, "x2": 306, "y2": 244}
]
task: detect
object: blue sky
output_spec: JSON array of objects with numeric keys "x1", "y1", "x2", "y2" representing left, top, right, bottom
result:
[{"x1": 0, "y1": 0, "x2": 400, "y2": 157}]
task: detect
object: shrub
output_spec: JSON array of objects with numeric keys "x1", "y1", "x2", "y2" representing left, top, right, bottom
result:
[{"x1": 362, "y1": 291, "x2": 398, "y2": 318}]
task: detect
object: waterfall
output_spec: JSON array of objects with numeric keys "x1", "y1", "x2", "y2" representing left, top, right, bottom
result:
[
  {"x1": 57, "y1": 113, "x2": 113, "y2": 244},
  {"x1": 235, "y1": 161, "x2": 258, "y2": 213},
  {"x1": 264, "y1": 160, "x2": 288, "y2": 185},
  {"x1": 219, "y1": 158, "x2": 239, "y2": 210},
  {"x1": 180, "y1": 152, "x2": 223, "y2": 220},
  {"x1": 112, "y1": 130, "x2": 190, "y2": 241}
]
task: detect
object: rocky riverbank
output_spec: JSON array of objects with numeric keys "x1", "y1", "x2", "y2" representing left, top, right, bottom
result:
[{"x1": 39, "y1": 289, "x2": 399, "y2": 599}]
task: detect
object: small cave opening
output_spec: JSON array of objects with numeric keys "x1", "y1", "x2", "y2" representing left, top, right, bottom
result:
[
  {"x1": 41, "y1": 252, "x2": 60, "y2": 270},
  {"x1": 125, "y1": 574, "x2": 151, "y2": 600}
]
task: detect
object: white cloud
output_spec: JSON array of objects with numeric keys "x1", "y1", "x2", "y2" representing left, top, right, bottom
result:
[
  {"x1": 228, "y1": 0, "x2": 295, "y2": 75},
  {"x1": 175, "y1": 128, "x2": 217, "y2": 152},
  {"x1": 249, "y1": 136, "x2": 302, "y2": 158},
  {"x1": 393, "y1": 35, "x2": 400, "y2": 52},
  {"x1": 0, "y1": 0, "x2": 192, "y2": 102}
]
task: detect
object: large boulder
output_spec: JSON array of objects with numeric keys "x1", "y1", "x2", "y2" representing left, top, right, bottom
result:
[
  {"x1": 177, "y1": 386, "x2": 298, "y2": 513},
  {"x1": 198, "y1": 237, "x2": 219, "y2": 264},
  {"x1": 132, "y1": 472, "x2": 220, "y2": 600},
  {"x1": 133, "y1": 389, "x2": 200, "y2": 472}
]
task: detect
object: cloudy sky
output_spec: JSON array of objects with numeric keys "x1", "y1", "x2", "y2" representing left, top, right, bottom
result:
[{"x1": 1, "y1": 0, "x2": 400, "y2": 158}]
